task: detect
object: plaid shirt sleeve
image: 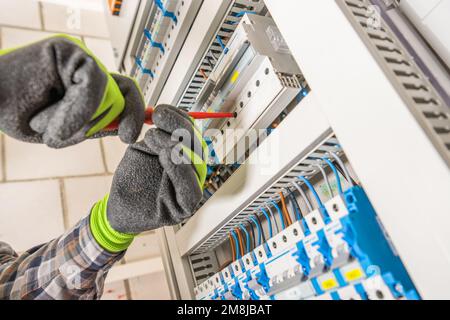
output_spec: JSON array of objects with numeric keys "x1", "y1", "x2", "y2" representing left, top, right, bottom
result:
[{"x1": 0, "y1": 214, "x2": 125, "y2": 300}]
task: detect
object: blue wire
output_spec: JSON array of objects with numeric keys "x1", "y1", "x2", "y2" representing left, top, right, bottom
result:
[
  {"x1": 298, "y1": 176, "x2": 324, "y2": 208},
  {"x1": 154, "y1": 0, "x2": 178, "y2": 24},
  {"x1": 249, "y1": 216, "x2": 262, "y2": 247},
  {"x1": 288, "y1": 191, "x2": 302, "y2": 221},
  {"x1": 239, "y1": 225, "x2": 251, "y2": 254},
  {"x1": 135, "y1": 57, "x2": 154, "y2": 77},
  {"x1": 270, "y1": 201, "x2": 286, "y2": 230},
  {"x1": 230, "y1": 230, "x2": 240, "y2": 259},
  {"x1": 322, "y1": 158, "x2": 343, "y2": 194},
  {"x1": 143, "y1": 29, "x2": 165, "y2": 54},
  {"x1": 234, "y1": 11, "x2": 256, "y2": 18},
  {"x1": 229, "y1": 11, "x2": 256, "y2": 24},
  {"x1": 216, "y1": 35, "x2": 229, "y2": 54},
  {"x1": 204, "y1": 188, "x2": 212, "y2": 197},
  {"x1": 260, "y1": 208, "x2": 273, "y2": 239}
]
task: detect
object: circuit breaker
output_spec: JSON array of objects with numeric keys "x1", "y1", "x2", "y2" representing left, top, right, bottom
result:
[{"x1": 106, "y1": 0, "x2": 450, "y2": 300}]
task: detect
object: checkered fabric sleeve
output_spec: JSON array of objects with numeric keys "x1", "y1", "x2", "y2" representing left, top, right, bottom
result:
[{"x1": 0, "y1": 215, "x2": 125, "y2": 300}]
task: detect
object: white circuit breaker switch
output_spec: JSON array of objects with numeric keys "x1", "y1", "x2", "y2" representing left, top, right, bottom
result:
[
  {"x1": 304, "y1": 210, "x2": 326, "y2": 233},
  {"x1": 211, "y1": 273, "x2": 223, "y2": 291},
  {"x1": 242, "y1": 252, "x2": 257, "y2": 270},
  {"x1": 337, "y1": 286, "x2": 363, "y2": 300},
  {"x1": 322, "y1": 220, "x2": 352, "y2": 268},
  {"x1": 309, "y1": 293, "x2": 334, "y2": 300},
  {"x1": 254, "y1": 244, "x2": 271, "y2": 264},
  {"x1": 325, "y1": 196, "x2": 349, "y2": 221},
  {"x1": 362, "y1": 276, "x2": 396, "y2": 300},
  {"x1": 274, "y1": 282, "x2": 316, "y2": 300},
  {"x1": 300, "y1": 232, "x2": 326, "y2": 278},
  {"x1": 221, "y1": 266, "x2": 234, "y2": 284},
  {"x1": 230, "y1": 260, "x2": 245, "y2": 277}
]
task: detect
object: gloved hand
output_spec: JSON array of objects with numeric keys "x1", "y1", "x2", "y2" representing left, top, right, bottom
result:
[
  {"x1": 0, "y1": 34, "x2": 145, "y2": 148},
  {"x1": 89, "y1": 105, "x2": 208, "y2": 253}
]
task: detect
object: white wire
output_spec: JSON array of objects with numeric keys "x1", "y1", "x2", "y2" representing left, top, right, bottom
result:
[
  {"x1": 314, "y1": 164, "x2": 333, "y2": 197},
  {"x1": 265, "y1": 204, "x2": 280, "y2": 234},
  {"x1": 292, "y1": 182, "x2": 314, "y2": 212},
  {"x1": 330, "y1": 152, "x2": 354, "y2": 186}
]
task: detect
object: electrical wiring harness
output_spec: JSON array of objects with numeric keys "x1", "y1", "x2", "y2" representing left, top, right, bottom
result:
[{"x1": 194, "y1": 148, "x2": 420, "y2": 301}]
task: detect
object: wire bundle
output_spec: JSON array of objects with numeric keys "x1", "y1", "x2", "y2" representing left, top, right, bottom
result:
[{"x1": 227, "y1": 152, "x2": 354, "y2": 262}]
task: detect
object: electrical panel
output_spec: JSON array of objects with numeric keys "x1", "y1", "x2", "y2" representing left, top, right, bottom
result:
[
  {"x1": 198, "y1": 14, "x2": 306, "y2": 165},
  {"x1": 108, "y1": 0, "x2": 450, "y2": 300}
]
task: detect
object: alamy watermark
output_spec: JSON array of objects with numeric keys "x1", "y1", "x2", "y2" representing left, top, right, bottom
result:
[
  {"x1": 366, "y1": 5, "x2": 382, "y2": 31},
  {"x1": 170, "y1": 128, "x2": 281, "y2": 176}
]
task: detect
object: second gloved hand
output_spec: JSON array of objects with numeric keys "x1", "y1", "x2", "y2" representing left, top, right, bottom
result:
[
  {"x1": 89, "y1": 105, "x2": 208, "y2": 252},
  {"x1": 0, "y1": 34, "x2": 145, "y2": 148}
]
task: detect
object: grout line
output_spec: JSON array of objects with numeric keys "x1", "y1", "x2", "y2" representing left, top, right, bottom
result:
[
  {"x1": 38, "y1": 1, "x2": 45, "y2": 31},
  {"x1": 75, "y1": 34, "x2": 112, "y2": 41},
  {"x1": 0, "y1": 23, "x2": 83, "y2": 40},
  {"x1": 0, "y1": 24, "x2": 45, "y2": 32},
  {"x1": 120, "y1": 259, "x2": 133, "y2": 300},
  {"x1": 124, "y1": 279, "x2": 133, "y2": 300},
  {"x1": 59, "y1": 179, "x2": 70, "y2": 230},
  {"x1": 1, "y1": 134, "x2": 6, "y2": 182},
  {"x1": 0, "y1": 24, "x2": 110, "y2": 41},
  {"x1": 2, "y1": 172, "x2": 113, "y2": 185},
  {"x1": 99, "y1": 139, "x2": 110, "y2": 174}
]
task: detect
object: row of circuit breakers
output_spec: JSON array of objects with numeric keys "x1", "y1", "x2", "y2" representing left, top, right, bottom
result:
[
  {"x1": 194, "y1": 178, "x2": 420, "y2": 301},
  {"x1": 128, "y1": 0, "x2": 422, "y2": 300}
]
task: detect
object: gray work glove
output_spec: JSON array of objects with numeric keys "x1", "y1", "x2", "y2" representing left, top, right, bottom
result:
[
  {"x1": 89, "y1": 105, "x2": 208, "y2": 252},
  {"x1": 0, "y1": 34, "x2": 145, "y2": 148}
]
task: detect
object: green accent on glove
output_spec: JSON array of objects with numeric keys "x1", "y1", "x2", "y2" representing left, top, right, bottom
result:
[
  {"x1": 181, "y1": 144, "x2": 207, "y2": 190},
  {"x1": 186, "y1": 117, "x2": 208, "y2": 190},
  {"x1": 55, "y1": 35, "x2": 125, "y2": 137},
  {"x1": 0, "y1": 34, "x2": 126, "y2": 138},
  {"x1": 90, "y1": 194, "x2": 135, "y2": 253},
  {"x1": 112, "y1": 73, "x2": 146, "y2": 105}
]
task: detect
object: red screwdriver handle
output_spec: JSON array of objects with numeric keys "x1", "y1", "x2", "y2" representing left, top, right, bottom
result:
[{"x1": 104, "y1": 107, "x2": 236, "y2": 132}]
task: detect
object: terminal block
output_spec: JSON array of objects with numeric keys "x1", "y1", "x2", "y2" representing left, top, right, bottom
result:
[
  {"x1": 195, "y1": 14, "x2": 306, "y2": 164},
  {"x1": 195, "y1": 185, "x2": 420, "y2": 301}
]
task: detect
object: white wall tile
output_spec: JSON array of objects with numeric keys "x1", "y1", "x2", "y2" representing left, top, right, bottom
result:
[
  {"x1": 0, "y1": 0, "x2": 41, "y2": 29},
  {"x1": 4, "y1": 137, "x2": 105, "y2": 181},
  {"x1": 41, "y1": 0, "x2": 106, "y2": 12},
  {"x1": 0, "y1": 180, "x2": 64, "y2": 252},
  {"x1": 63, "y1": 175, "x2": 112, "y2": 228},
  {"x1": 0, "y1": 27, "x2": 82, "y2": 49},
  {"x1": 125, "y1": 232, "x2": 161, "y2": 263},
  {"x1": 101, "y1": 280, "x2": 128, "y2": 300},
  {"x1": 0, "y1": 135, "x2": 4, "y2": 181},
  {"x1": 84, "y1": 37, "x2": 117, "y2": 71},
  {"x1": 1, "y1": 27, "x2": 56, "y2": 48},
  {"x1": 129, "y1": 272, "x2": 171, "y2": 300},
  {"x1": 102, "y1": 137, "x2": 128, "y2": 173},
  {"x1": 41, "y1": 3, "x2": 110, "y2": 38}
]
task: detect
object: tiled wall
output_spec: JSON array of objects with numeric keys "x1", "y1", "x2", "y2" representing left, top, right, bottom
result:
[{"x1": 0, "y1": 0, "x2": 171, "y2": 300}]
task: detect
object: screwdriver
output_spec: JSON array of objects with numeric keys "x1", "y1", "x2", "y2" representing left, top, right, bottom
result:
[{"x1": 103, "y1": 107, "x2": 237, "y2": 132}]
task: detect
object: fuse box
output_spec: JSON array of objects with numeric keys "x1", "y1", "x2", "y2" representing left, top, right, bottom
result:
[{"x1": 106, "y1": 0, "x2": 450, "y2": 300}]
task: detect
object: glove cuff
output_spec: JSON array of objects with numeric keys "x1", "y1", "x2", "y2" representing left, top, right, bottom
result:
[{"x1": 90, "y1": 194, "x2": 135, "y2": 253}]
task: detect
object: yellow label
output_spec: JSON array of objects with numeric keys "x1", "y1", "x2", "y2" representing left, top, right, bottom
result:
[
  {"x1": 230, "y1": 71, "x2": 240, "y2": 84},
  {"x1": 322, "y1": 278, "x2": 338, "y2": 290},
  {"x1": 344, "y1": 268, "x2": 364, "y2": 282}
]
